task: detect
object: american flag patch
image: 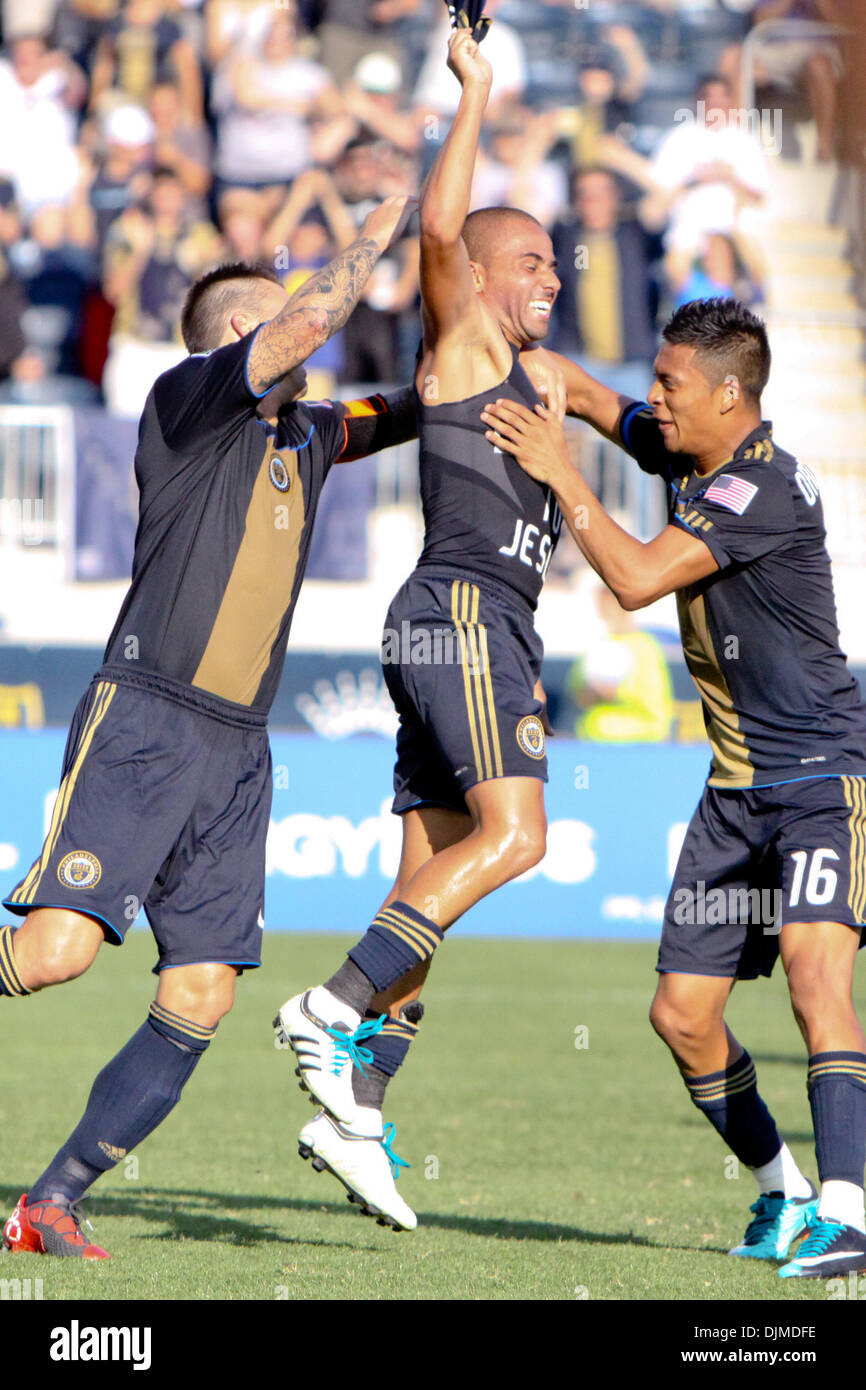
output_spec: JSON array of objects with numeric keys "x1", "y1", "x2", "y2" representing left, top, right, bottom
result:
[{"x1": 703, "y1": 475, "x2": 758, "y2": 515}]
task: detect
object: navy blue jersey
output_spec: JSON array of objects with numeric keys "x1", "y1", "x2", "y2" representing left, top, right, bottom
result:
[
  {"x1": 414, "y1": 347, "x2": 562, "y2": 609},
  {"x1": 620, "y1": 402, "x2": 866, "y2": 789},
  {"x1": 102, "y1": 335, "x2": 413, "y2": 715}
]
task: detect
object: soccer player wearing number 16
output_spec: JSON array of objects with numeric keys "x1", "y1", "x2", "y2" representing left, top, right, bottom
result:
[{"x1": 482, "y1": 298, "x2": 866, "y2": 1279}]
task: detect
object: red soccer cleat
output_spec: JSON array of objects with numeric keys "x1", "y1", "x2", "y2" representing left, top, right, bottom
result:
[{"x1": 2, "y1": 1193, "x2": 110, "y2": 1259}]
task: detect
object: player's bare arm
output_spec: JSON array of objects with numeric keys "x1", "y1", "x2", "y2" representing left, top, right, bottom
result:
[
  {"x1": 417, "y1": 28, "x2": 503, "y2": 395},
  {"x1": 246, "y1": 195, "x2": 416, "y2": 396},
  {"x1": 521, "y1": 347, "x2": 630, "y2": 443},
  {"x1": 481, "y1": 396, "x2": 717, "y2": 608}
]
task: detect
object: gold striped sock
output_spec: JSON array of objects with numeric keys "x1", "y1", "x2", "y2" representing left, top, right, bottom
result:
[{"x1": 149, "y1": 1001, "x2": 216, "y2": 1044}]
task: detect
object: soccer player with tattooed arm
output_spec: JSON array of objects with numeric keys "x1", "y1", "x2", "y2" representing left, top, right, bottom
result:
[
  {"x1": 0, "y1": 192, "x2": 417, "y2": 1260},
  {"x1": 482, "y1": 297, "x2": 866, "y2": 1279}
]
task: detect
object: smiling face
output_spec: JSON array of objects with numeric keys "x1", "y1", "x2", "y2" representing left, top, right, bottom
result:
[
  {"x1": 472, "y1": 218, "x2": 560, "y2": 347},
  {"x1": 647, "y1": 341, "x2": 731, "y2": 459}
]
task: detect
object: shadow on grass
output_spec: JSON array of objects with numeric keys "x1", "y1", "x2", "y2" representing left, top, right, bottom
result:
[
  {"x1": 0, "y1": 1184, "x2": 383, "y2": 1252},
  {"x1": 0, "y1": 1183, "x2": 708, "y2": 1252}
]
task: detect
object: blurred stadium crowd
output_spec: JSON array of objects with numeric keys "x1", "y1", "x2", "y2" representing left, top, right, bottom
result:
[{"x1": 0, "y1": 0, "x2": 863, "y2": 416}]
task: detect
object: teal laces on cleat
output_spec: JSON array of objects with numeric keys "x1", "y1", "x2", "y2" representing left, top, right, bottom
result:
[
  {"x1": 729, "y1": 1185, "x2": 818, "y2": 1260},
  {"x1": 325, "y1": 1015, "x2": 385, "y2": 1077},
  {"x1": 381, "y1": 1123, "x2": 411, "y2": 1180},
  {"x1": 740, "y1": 1193, "x2": 786, "y2": 1245},
  {"x1": 791, "y1": 1219, "x2": 842, "y2": 1260},
  {"x1": 776, "y1": 1216, "x2": 866, "y2": 1278}
]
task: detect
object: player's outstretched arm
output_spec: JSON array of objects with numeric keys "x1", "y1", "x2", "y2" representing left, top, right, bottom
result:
[
  {"x1": 336, "y1": 386, "x2": 419, "y2": 463},
  {"x1": 481, "y1": 397, "x2": 717, "y2": 609},
  {"x1": 418, "y1": 27, "x2": 491, "y2": 339},
  {"x1": 521, "y1": 347, "x2": 633, "y2": 443},
  {"x1": 246, "y1": 195, "x2": 416, "y2": 395}
]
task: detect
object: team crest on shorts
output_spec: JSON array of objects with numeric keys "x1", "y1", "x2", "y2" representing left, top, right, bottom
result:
[
  {"x1": 57, "y1": 851, "x2": 102, "y2": 890},
  {"x1": 269, "y1": 455, "x2": 291, "y2": 492},
  {"x1": 516, "y1": 715, "x2": 545, "y2": 760}
]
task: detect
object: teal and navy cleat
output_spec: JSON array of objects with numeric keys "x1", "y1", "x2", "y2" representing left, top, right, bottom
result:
[
  {"x1": 728, "y1": 1185, "x2": 818, "y2": 1260},
  {"x1": 778, "y1": 1218, "x2": 866, "y2": 1278}
]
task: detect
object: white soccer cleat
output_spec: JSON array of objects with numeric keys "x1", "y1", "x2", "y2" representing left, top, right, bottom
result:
[
  {"x1": 298, "y1": 1107, "x2": 417, "y2": 1232},
  {"x1": 274, "y1": 987, "x2": 383, "y2": 1123}
]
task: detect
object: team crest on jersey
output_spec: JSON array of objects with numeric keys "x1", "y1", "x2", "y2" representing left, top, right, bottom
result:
[
  {"x1": 57, "y1": 851, "x2": 102, "y2": 890},
  {"x1": 269, "y1": 455, "x2": 291, "y2": 492},
  {"x1": 516, "y1": 715, "x2": 545, "y2": 760}
]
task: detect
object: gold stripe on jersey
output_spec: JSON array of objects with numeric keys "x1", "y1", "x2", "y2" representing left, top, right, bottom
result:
[
  {"x1": 843, "y1": 775, "x2": 866, "y2": 923},
  {"x1": 677, "y1": 588, "x2": 753, "y2": 786},
  {"x1": 10, "y1": 681, "x2": 117, "y2": 904},
  {"x1": 192, "y1": 441, "x2": 303, "y2": 705},
  {"x1": 450, "y1": 581, "x2": 503, "y2": 782},
  {"x1": 0, "y1": 925, "x2": 30, "y2": 995}
]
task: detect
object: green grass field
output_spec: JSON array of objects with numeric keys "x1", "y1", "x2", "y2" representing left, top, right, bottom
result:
[{"x1": 2, "y1": 932, "x2": 862, "y2": 1303}]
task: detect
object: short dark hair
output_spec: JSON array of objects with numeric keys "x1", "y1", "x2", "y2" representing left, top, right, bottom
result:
[
  {"x1": 180, "y1": 261, "x2": 283, "y2": 353},
  {"x1": 461, "y1": 206, "x2": 544, "y2": 268},
  {"x1": 662, "y1": 297, "x2": 771, "y2": 402}
]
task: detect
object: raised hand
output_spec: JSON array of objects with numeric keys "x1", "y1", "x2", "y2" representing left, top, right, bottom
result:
[
  {"x1": 362, "y1": 194, "x2": 419, "y2": 253},
  {"x1": 446, "y1": 26, "x2": 492, "y2": 90}
]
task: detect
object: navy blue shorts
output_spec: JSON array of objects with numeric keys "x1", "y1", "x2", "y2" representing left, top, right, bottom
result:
[
  {"x1": 658, "y1": 776, "x2": 866, "y2": 980},
  {"x1": 4, "y1": 668, "x2": 272, "y2": 973},
  {"x1": 382, "y1": 568, "x2": 548, "y2": 815}
]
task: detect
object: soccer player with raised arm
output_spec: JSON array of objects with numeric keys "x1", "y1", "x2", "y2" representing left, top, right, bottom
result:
[
  {"x1": 0, "y1": 194, "x2": 418, "y2": 1260},
  {"x1": 482, "y1": 297, "x2": 866, "y2": 1279},
  {"x1": 275, "y1": 18, "x2": 567, "y2": 1230}
]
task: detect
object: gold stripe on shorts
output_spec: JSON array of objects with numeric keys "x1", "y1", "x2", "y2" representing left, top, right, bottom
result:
[
  {"x1": 843, "y1": 776, "x2": 866, "y2": 922},
  {"x1": 451, "y1": 581, "x2": 484, "y2": 781},
  {"x1": 10, "y1": 681, "x2": 117, "y2": 903},
  {"x1": 451, "y1": 581, "x2": 503, "y2": 782}
]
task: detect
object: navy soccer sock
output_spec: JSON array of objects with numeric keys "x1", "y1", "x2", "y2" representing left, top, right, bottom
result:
[
  {"x1": 683, "y1": 1051, "x2": 782, "y2": 1170},
  {"x1": 807, "y1": 1051, "x2": 866, "y2": 1185},
  {"x1": 29, "y1": 1003, "x2": 216, "y2": 1204},
  {"x1": 0, "y1": 925, "x2": 31, "y2": 997},
  {"x1": 353, "y1": 1002, "x2": 424, "y2": 1110},
  {"x1": 327, "y1": 902, "x2": 444, "y2": 1015}
]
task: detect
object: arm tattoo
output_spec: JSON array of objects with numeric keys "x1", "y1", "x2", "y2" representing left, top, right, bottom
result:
[{"x1": 247, "y1": 238, "x2": 380, "y2": 395}]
